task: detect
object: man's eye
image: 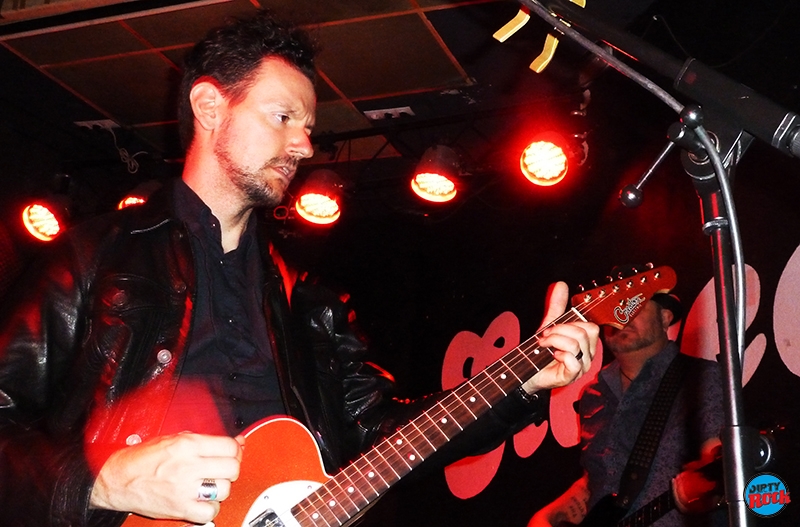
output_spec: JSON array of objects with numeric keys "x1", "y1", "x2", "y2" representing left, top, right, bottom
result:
[{"x1": 277, "y1": 114, "x2": 290, "y2": 124}]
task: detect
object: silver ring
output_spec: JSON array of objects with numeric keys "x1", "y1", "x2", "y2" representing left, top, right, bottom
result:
[{"x1": 198, "y1": 478, "x2": 218, "y2": 501}]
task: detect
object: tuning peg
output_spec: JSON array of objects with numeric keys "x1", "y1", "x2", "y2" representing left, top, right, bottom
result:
[
  {"x1": 645, "y1": 262, "x2": 654, "y2": 270},
  {"x1": 577, "y1": 284, "x2": 585, "y2": 292}
]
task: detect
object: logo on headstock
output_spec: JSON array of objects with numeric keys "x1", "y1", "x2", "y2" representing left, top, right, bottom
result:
[{"x1": 613, "y1": 293, "x2": 646, "y2": 325}]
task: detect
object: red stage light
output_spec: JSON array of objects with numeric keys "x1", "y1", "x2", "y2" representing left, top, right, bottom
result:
[
  {"x1": 22, "y1": 203, "x2": 64, "y2": 241},
  {"x1": 294, "y1": 169, "x2": 343, "y2": 226},
  {"x1": 295, "y1": 193, "x2": 341, "y2": 225},
  {"x1": 520, "y1": 133, "x2": 569, "y2": 186},
  {"x1": 117, "y1": 180, "x2": 162, "y2": 210},
  {"x1": 411, "y1": 145, "x2": 460, "y2": 203},
  {"x1": 411, "y1": 172, "x2": 457, "y2": 203},
  {"x1": 117, "y1": 196, "x2": 147, "y2": 209}
]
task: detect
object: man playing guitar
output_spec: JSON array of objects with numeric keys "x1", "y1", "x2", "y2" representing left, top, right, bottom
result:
[{"x1": 528, "y1": 267, "x2": 725, "y2": 527}]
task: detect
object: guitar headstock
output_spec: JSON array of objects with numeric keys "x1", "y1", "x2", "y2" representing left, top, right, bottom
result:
[{"x1": 570, "y1": 265, "x2": 677, "y2": 328}]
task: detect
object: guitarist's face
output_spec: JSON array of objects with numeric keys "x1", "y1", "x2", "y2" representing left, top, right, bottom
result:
[{"x1": 602, "y1": 301, "x2": 671, "y2": 356}]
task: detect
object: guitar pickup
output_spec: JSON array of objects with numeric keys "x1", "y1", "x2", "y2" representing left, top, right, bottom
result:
[{"x1": 249, "y1": 509, "x2": 284, "y2": 527}]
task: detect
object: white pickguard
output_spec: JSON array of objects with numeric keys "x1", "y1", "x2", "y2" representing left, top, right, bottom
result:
[{"x1": 242, "y1": 480, "x2": 323, "y2": 527}]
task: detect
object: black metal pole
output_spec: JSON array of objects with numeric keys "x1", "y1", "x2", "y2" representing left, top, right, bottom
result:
[{"x1": 677, "y1": 115, "x2": 753, "y2": 525}]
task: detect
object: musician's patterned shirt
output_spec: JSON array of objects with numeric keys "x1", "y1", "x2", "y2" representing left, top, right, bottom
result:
[{"x1": 579, "y1": 342, "x2": 725, "y2": 527}]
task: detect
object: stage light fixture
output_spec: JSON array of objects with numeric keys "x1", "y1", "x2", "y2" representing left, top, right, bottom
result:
[
  {"x1": 411, "y1": 145, "x2": 459, "y2": 203},
  {"x1": 21, "y1": 195, "x2": 70, "y2": 242},
  {"x1": 118, "y1": 180, "x2": 163, "y2": 209},
  {"x1": 294, "y1": 169, "x2": 344, "y2": 226},
  {"x1": 519, "y1": 132, "x2": 571, "y2": 186}
]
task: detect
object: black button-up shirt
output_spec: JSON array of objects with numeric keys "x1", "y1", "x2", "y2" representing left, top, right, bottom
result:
[{"x1": 161, "y1": 181, "x2": 284, "y2": 436}]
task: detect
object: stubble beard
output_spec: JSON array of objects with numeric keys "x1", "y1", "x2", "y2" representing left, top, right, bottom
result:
[
  {"x1": 214, "y1": 125, "x2": 296, "y2": 208},
  {"x1": 605, "y1": 327, "x2": 659, "y2": 355}
]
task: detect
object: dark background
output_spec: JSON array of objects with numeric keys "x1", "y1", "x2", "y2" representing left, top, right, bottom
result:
[{"x1": 1, "y1": 0, "x2": 799, "y2": 525}]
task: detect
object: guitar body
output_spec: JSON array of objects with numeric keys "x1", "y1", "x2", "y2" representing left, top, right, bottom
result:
[{"x1": 122, "y1": 417, "x2": 330, "y2": 527}]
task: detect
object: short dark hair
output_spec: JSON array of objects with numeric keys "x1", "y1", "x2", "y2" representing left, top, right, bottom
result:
[{"x1": 177, "y1": 10, "x2": 317, "y2": 149}]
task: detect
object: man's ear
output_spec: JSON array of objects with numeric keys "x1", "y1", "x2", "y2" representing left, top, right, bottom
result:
[
  {"x1": 189, "y1": 79, "x2": 224, "y2": 132},
  {"x1": 660, "y1": 306, "x2": 675, "y2": 330}
]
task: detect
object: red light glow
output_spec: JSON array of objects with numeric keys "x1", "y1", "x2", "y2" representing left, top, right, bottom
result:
[
  {"x1": 411, "y1": 172, "x2": 457, "y2": 203},
  {"x1": 295, "y1": 193, "x2": 341, "y2": 225},
  {"x1": 22, "y1": 204, "x2": 62, "y2": 241},
  {"x1": 117, "y1": 196, "x2": 147, "y2": 209},
  {"x1": 520, "y1": 139, "x2": 568, "y2": 186}
]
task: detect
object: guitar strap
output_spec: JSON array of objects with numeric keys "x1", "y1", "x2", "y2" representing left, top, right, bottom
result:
[{"x1": 613, "y1": 352, "x2": 691, "y2": 510}]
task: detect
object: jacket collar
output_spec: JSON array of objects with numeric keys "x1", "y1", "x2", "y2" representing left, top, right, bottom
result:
[{"x1": 127, "y1": 178, "x2": 180, "y2": 234}]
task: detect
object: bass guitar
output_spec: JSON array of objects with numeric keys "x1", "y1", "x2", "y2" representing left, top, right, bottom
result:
[
  {"x1": 562, "y1": 450, "x2": 724, "y2": 527},
  {"x1": 124, "y1": 265, "x2": 676, "y2": 527}
]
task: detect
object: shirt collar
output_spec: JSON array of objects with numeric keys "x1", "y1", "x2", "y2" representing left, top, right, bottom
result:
[
  {"x1": 173, "y1": 179, "x2": 257, "y2": 253},
  {"x1": 600, "y1": 340, "x2": 680, "y2": 398}
]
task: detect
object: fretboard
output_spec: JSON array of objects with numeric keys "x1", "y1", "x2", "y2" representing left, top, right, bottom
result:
[
  {"x1": 290, "y1": 307, "x2": 587, "y2": 527},
  {"x1": 619, "y1": 490, "x2": 674, "y2": 527}
]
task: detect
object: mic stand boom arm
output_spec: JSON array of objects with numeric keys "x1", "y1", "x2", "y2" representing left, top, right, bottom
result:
[{"x1": 532, "y1": 0, "x2": 800, "y2": 158}]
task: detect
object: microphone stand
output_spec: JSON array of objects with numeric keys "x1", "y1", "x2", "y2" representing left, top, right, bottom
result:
[
  {"x1": 668, "y1": 106, "x2": 755, "y2": 527},
  {"x1": 507, "y1": 1, "x2": 800, "y2": 525}
]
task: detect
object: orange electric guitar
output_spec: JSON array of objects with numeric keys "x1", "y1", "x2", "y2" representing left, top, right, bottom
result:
[{"x1": 123, "y1": 265, "x2": 676, "y2": 527}]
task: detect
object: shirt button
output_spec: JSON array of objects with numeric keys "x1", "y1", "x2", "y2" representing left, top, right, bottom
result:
[
  {"x1": 126, "y1": 434, "x2": 142, "y2": 445},
  {"x1": 229, "y1": 373, "x2": 238, "y2": 381},
  {"x1": 156, "y1": 349, "x2": 172, "y2": 364},
  {"x1": 229, "y1": 395, "x2": 239, "y2": 402},
  {"x1": 234, "y1": 418, "x2": 244, "y2": 428}
]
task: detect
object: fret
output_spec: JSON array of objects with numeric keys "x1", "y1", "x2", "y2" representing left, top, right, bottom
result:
[
  {"x1": 294, "y1": 495, "x2": 337, "y2": 527},
  {"x1": 329, "y1": 467, "x2": 371, "y2": 511},
  {"x1": 313, "y1": 485, "x2": 355, "y2": 523},
  {"x1": 320, "y1": 477, "x2": 361, "y2": 518},
  {"x1": 348, "y1": 454, "x2": 390, "y2": 492},
  {"x1": 481, "y1": 367, "x2": 510, "y2": 397},
  {"x1": 422, "y1": 401, "x2": 460, "y2": 436},
  {"x1": 406, "y1": 418, "x2": 438, "y2": 456},
  {"x1": 619, "y1": 490, "x2": 673, "y2": 527},
  {"x1": 497, "y1": 357, "x2": 524, "y2": 384},
  {"x1": 365, "y1": 444, "x2": 403, "y2": 483},
  {"x1": 375, "y1": 438, "x2": 413, "y2": 475}
]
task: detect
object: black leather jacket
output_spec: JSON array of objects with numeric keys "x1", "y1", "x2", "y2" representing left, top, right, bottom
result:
[{"x1": 0, "y1": 182, "x2": 545, "y2": 527}]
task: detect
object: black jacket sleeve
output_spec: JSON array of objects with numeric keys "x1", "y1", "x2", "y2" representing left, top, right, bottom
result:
[{"x1": 0, "y1": 240, "x2": 98, "y2": 527}]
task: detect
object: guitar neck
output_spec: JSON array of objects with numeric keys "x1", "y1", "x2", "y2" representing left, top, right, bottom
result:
[
  {"x1": 289, "y1": 266, "x2": 676, "y2": 527},
  {"x1": 290, "y1": 308, "x2": 585, "y2": 527},
  {"x1": 618, "y1": 490, "x2": 674, "y2": 527}
]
